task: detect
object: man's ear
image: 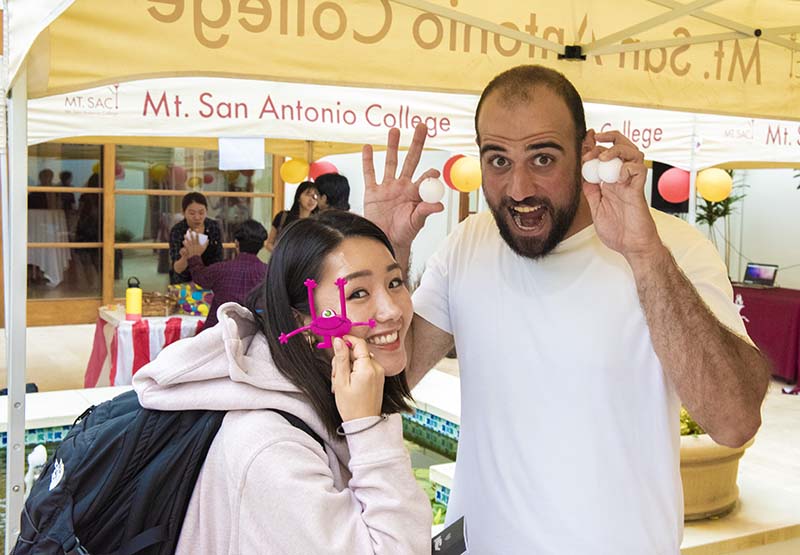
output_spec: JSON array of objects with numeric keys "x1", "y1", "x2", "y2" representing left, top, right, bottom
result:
[{"x1": 581, "y1": 129, "x2": 597, "y2": 156}]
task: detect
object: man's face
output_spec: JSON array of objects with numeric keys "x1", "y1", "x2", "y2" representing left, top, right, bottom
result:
[{"x1": 477, "y1": 87, "x2": 589, "y2": 259}]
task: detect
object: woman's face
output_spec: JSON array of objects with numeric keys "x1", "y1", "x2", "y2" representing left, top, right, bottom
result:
[
  {"x1": 299, "y1": 188, "x2": 319, "y2": 213},
  {"x1": 184, "y1": 202, "x2": 207, "y2": 230},
  {"x1": 311, "y1": 237, "x2": 412, "y2": 376}
]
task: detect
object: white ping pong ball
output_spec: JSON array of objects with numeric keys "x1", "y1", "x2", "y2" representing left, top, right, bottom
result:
[
  {"x1": 598, "y1": 158, "x2": 623, "y2": 183},
  {"x1": 419, "y1": 177, "x2": 445, "y2": 204},
  {"x1": 581, "y1": 158, "x2": 601, "y2": 183}
]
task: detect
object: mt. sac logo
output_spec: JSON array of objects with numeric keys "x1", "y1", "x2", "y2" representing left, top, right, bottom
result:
[{"x1": 63, "y1": 84, "x2": 120, "y2": 114}]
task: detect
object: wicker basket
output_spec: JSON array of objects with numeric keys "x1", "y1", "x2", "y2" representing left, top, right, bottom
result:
[{"x1": 141, "y1": 291, "x2": 177, "y2": 317}]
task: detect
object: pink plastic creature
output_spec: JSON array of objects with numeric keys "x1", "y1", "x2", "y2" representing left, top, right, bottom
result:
[{"x1": 279, "y1": 278, "x2": 376, "y2": 349}]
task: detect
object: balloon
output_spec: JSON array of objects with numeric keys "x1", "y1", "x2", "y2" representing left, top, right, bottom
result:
[
  {"x1": 450, "y1": 156, "x2": 482, "y2": 193},
  {"x1": 657, "y1": 168, "x2": 690, "y2": 203},
  {"x1": 240, "y1": 169, "x2": 255, "y2": 177},
  {"x1": 149, "y1": 163, "x2": 168, "y2": 182},
  {"x1": 280, "y1": 159, "x2": 309, "y2": 183},
  {"x1": 697, "y1": 168, "x2": 733, "y2": 202},
  {"x1": 442, "y1": 155, "x2": 464, "y2": 191},
  {"x1": 115, "y1": 162, "x2": 124, "y2": 179},
  {"x1": 170, "y1": 165, "x2": 187, "y2": 187},
  {"x1": 225, "y1": 170, "x2": 240, "y2": 184},
  {"x1": 309, "y1": 160, "x2": 338, "y2": 180},
  {"x1": 187, "y1": 176, "x2": 203, "y2": 189},
  {"x1": 203, "y1": 173, "x2": 215, "y2": 184},
  {"x1": 92, "y1": 162, "x2": 100, "y2": 174}
]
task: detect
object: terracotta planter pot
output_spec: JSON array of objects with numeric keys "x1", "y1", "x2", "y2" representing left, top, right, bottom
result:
[{"x1": 680, "y1": 434, "x2": 753, "y2": 521}]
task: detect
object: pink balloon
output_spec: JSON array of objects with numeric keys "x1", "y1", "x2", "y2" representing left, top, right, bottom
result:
[
  {"x1": 115, "y1": 162, "x2": 124, "y2": 179},
  {"x1": 309, "y1": 161, "x2": 338, "y2": 181},
  {"x1": 442, "y1": 155, "x2": 464, "y2": 191},
  {"x1": 657, "y1": 168, "x2": 690, "y2": 203},
  {"x1": 203, "y1": 173, "x2": 215, "y2": 184},
  {"x1": 170, "y1": 165, "x2": 187, "y2": 187}
]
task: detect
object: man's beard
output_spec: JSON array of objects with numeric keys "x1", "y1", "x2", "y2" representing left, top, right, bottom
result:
[{"x1": 488, "y1": 173, "x2": 582, "y2": 260}]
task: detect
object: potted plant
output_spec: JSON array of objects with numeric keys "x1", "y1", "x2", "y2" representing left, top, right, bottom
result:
[{"x1": 679, "y1": 407, "x2": 753, "y2": 521}]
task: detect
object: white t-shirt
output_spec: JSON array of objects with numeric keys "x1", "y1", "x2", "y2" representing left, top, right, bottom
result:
[{"x1": 413, "y1": 209, "x2": 749, "y2": 555}]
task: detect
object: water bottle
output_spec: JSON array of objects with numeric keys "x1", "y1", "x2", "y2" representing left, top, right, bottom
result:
[{"x1": 126, "y1": 277, "x2": 142, "y2": 321}]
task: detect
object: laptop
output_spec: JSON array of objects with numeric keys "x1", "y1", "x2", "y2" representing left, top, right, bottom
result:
[{"x1": 740, "y1": 262, "x2": 779, "y2": 288}]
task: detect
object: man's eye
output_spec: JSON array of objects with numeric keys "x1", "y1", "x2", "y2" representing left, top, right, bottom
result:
[
  {"x1": 389, "y1": 278, "x2": 404, "y2": 289},
  {"x1": 533, "y1": 154, "x2": 553, "y2": 166},
  {"x1": 490, "y1": 157, "x2": 509, "y2": 168},
  {"x1": 321, "y1": 308, "x2": 336, "y2": 318}
]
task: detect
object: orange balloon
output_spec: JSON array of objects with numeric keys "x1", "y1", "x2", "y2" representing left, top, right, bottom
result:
[
  {"x1": 697, "y1": 168, "x2": 733, "y2": 202},
  {"x1": 450, "y1": 156, "x2": 482, "y2": 193}
]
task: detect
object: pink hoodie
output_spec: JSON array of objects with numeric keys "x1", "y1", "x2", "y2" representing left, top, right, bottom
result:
[{"x1": 133, "y1": 303, "x2": 431, "y2": 554}]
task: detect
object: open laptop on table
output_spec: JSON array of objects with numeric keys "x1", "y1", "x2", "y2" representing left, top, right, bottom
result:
[{"x1": 737, "y1": 262, "x2": 779, "y2": 288}]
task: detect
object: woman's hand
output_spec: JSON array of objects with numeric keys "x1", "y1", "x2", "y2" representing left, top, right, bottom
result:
[{"x1": 331, "y1": 335, "x2": 385, "y2": 422}]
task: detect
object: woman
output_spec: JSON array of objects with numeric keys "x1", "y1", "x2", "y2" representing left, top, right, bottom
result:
[
  {"x1": 265, "y1": 181, "x2": 318, "y2": 252},
  {"x1": 134, "y1": 211, "x2": 431, "y2": 554},
  {"x1": 169, "y1": 192, "x2": 223, "y2": 284}
]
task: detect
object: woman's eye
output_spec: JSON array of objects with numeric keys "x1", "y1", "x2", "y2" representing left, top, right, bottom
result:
[
  {"x1": 533, "y1": 154, "x2": 553, "y2": 167},
  {"x1": 348, "y1": 290, "x2": 368, "y2": 300},
  {"x1": 321, "y1": 308, "x2": 336, "y2": 318},
  {"x1": 489, "y1": 156, "x2": 509, "y2": 168}
]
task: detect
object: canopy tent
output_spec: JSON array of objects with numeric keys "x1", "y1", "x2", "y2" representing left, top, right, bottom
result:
[
  {"x1": 4, "y1": 1, "x2": 800, "y2": 550},
  {"x1": 9, "y1": 0, "x2": 800, "y2": 120}
]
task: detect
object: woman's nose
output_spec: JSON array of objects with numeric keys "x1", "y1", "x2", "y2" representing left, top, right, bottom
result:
[{"x1": 373, "y1": 291, "x2": 403, "y2": 322}]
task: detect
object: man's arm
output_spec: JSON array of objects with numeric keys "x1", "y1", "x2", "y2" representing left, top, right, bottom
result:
[
  {"x1": 404, "y1": 315, "x2": 454, "y2": 389},
  {"x1": 582, "y1": 130, "x2": 769, "y2": 447},
  {"x1": 188, "y1": 256, "x2": 222, "y2": 289},
  {"x1": 629, "y1": 246, "x2": 770, "y2": 447}
]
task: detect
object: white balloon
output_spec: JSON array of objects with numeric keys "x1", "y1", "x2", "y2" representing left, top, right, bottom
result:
[
  {"x1": 419, "y1": 177, "x2": 445, "y2": 204},
  {"x1": 581, "y1": 158, "x2": 601, "y2": 183},
  {"x1": 598, "y1": 158, "x2": 623, "y2": 183}
]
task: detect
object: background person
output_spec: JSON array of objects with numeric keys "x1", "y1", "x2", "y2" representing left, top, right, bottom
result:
[
  {"x1": 186, "y1": 219, "x2": 268, "y2": 330},
  {"x1": 265, "y1": 181, "x2": 318, "y2": 252},
  {"x1": 315, "y1": 172, "x2": 351, "y2": 211},
  {"x1": 169, "y1": 192, "x2": 223, "y2": 284}
]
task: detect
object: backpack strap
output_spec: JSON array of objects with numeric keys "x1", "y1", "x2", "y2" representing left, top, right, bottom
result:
[{"x1": 268, "y1": 409, "x2": 325, "y2": 451}]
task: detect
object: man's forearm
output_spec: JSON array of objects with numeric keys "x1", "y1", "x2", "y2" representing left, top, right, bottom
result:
[{"x1": 629, "y1": 245, "x2": 770, "y2": 447}]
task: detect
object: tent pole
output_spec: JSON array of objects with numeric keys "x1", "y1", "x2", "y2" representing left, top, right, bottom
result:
[
  {"x1": 687, "y1": 116, "x2": 698, "y2": 228},
  {"x1": 4, "y1": 63, "x2": 28, "y2": 555}
]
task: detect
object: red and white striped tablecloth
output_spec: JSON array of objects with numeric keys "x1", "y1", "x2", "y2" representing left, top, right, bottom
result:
[{"x1": 84, "y1": 307, "x2": 204, "y2": 387}]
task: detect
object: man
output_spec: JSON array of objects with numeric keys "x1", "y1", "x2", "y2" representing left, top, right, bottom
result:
[
  {"x1": 363, "y1": 65, "x2": 770, "y2": 553},
  {"x1": 185, "y1": 218, "x2": 268, "y2": 330},
  {"x1": 314, "y1": 172, "x2": 351, "y2": 211}
]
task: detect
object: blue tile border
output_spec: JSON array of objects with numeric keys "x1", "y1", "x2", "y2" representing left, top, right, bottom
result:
[
  {"x1": 0, "y1": 425, "x2": 72, "y2": 449},
  {"x1": 403, "y1": 408, "x2": 460, "y2": 440}
]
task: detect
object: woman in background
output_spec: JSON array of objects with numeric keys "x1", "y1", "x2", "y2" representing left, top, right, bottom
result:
[
  {"x1": 265, "y1": 181, "x2": 318, "y2": 252},
  {"x1": 169, "y1": 192, "x2": 223, "y2": 284}
]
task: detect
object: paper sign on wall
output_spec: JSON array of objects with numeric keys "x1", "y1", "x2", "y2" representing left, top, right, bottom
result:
[{"x1": 218, "y1": 137, "x2": 265, "y2": 170}]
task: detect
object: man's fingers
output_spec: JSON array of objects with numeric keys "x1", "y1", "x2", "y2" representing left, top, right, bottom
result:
[
  {"x1": 411, "y1": 202, "x2": 444, "y2": 230},
  {"x1": 400, "y1": 123, "x2": 429, "y2": 180},
  {"x1": 362, "y1": 144, "x2": 377, "y2": 188},
  {"x1": 413, "y1": 168, "x2": 442, "y2": 187},
  {"x1": 383, "y1": 128, "x2": 400, "y2": 182}
]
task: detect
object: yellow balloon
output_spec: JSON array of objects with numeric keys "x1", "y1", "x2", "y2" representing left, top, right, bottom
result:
[
  {"x1": 450, "y1": 156, "x2": 482, "y2": 193},
  {"x1": 149, "y1": 163, "x2": 169, "y2": 182},
  {"x1": 91, "y1": 162, "x2": 100, "y2": 174},
  {"x1": 280, "y1": 158, "x2": 309, "y2": 183},
  {"x1": 697, "y1": 168, "x2": 733, "y2": 202},
  {"x1": 187, "y1": 176, "x2": 202, "y2": 189}
]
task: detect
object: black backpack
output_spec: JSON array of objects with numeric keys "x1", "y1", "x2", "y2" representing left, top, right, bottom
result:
[{"x1": 12, "y1": 389, "x2": 323, "y2": 555}]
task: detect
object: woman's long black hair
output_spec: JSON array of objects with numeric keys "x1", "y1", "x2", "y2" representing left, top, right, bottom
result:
[{"x1": 248, "y1": 210, "x2": 413, "y2": 437}]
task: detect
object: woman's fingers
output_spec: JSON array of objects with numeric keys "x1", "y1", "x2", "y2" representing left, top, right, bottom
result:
[{"x1": 332, "y1": 337, "x2": 352, "y2": 391}]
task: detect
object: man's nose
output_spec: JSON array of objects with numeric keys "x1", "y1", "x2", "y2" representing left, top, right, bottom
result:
[{"x1": 507, "y1": 165, "x2": 537, "y2": 202}]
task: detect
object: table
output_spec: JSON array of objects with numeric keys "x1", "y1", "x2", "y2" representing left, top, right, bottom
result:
[
  {"x1": 28, "y1": 209, "x2": 71, "y2": 286},
  {"x1": 733, "y1": 285, "x2": 800, "y2": 384},
  {"x1": 84, "y1": 306, "x2": 204, "y2": 387}
]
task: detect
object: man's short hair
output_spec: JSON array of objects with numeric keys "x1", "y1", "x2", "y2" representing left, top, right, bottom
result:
[
  {"x1": 475, "y1": 65, "x2": 587, "y2": 154},
  {"x1": 314, "y1": 173, "x2": 351, "y2": 211},
  {"x1": 181, "y1": 192, "x2": 208, "y2": 212},
  {"x1": 234, "y1": 219, "x2": 268, "y2": 254}
]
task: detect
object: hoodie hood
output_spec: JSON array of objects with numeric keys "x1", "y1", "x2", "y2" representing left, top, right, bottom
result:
[{"x1": 134, "y1": 302, "x2": 348, "y2": 461}]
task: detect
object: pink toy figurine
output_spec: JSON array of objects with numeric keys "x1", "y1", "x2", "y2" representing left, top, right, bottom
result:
[{"x1": 279, "y1": 278, "x2": 376, "y2": 349}]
